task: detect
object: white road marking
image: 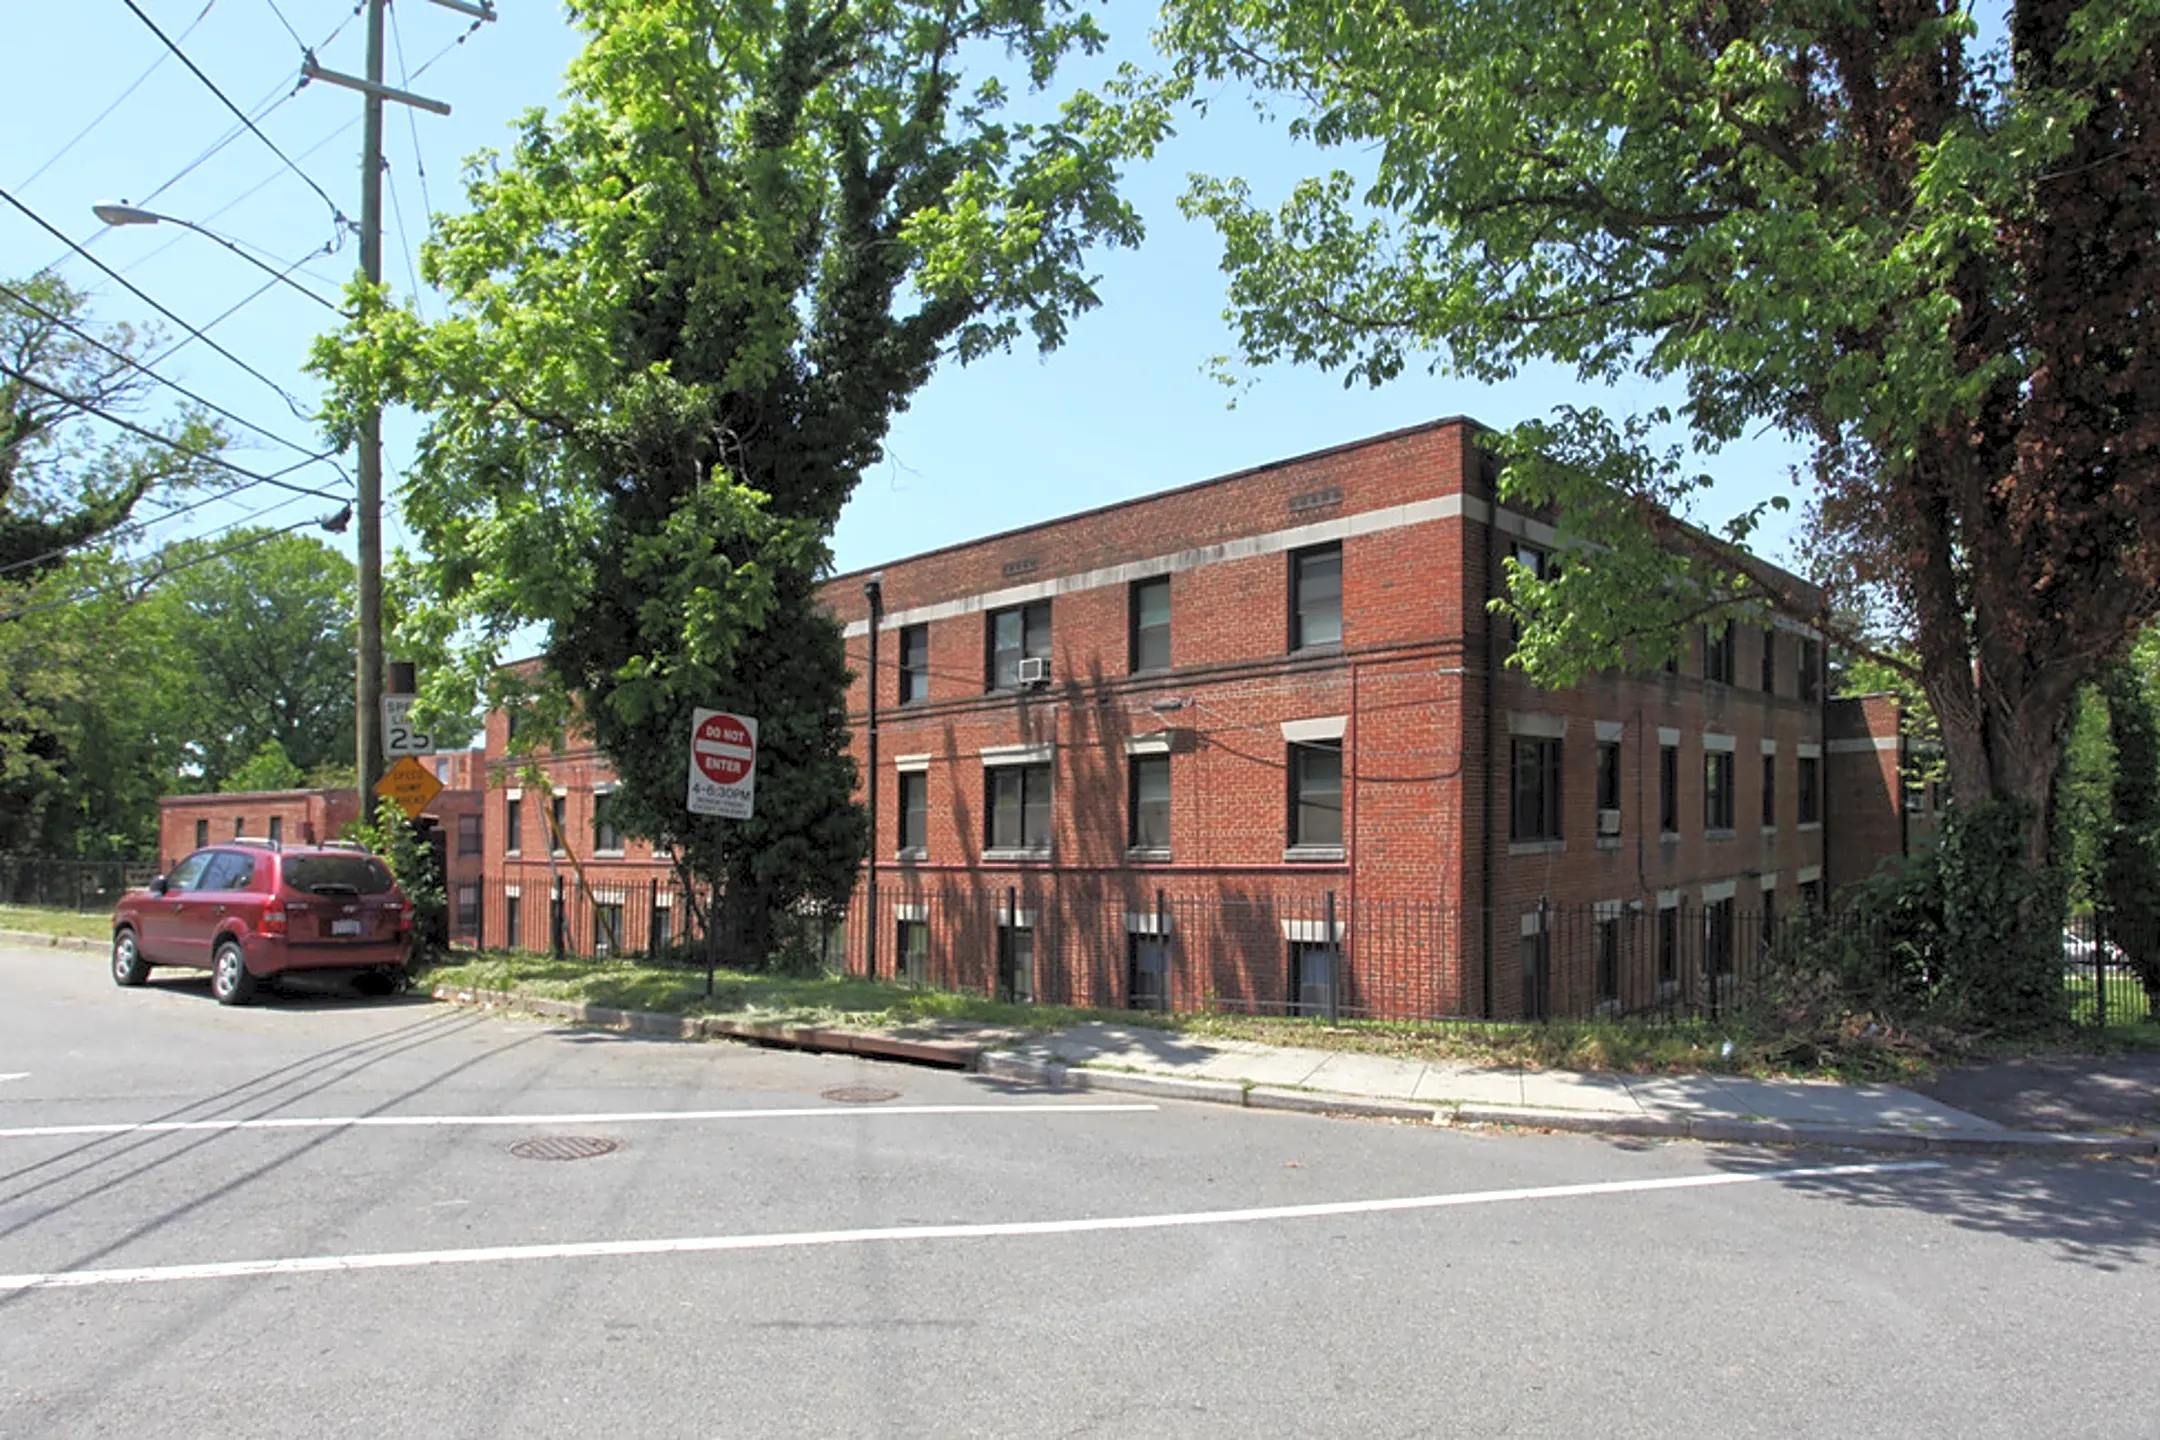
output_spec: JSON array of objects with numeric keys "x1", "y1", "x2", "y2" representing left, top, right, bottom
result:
[
  {"x1": 0, "y1": 1073, "x2": 26, "y2": 1083},
  {"x1": 0, "y1": 1101, "x2": 1157, "y2": 1141},
  {"x1": 0, "y1": 1160, "x2": 1940, "y2": 1293}
]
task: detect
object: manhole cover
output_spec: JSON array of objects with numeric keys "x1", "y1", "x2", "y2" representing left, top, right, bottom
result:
[
  {"x1": 821, "y1": 1084, "x2": 901, "y2": 1104},
  {"x1": 508, "y1": 1135, "x2": 622, "y2": 1161}
]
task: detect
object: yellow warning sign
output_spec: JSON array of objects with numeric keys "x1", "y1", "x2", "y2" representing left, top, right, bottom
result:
[{"x1": 374, "y1": 756, "x2": 445, "y2": 820}]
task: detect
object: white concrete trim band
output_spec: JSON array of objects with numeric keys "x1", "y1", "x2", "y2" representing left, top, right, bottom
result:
[
  {"x1": 1657, "y1": 890, "x2": 1680, "y2": 910},
  {"x1": 1703, "y1": 732, "x2": 1737, "y2": 753},
  {"x1": 1281, "y1": 716, "x2": 1349, "y2": 744},
  {"x1": 1796, "y1": 865, "x2": 1822, "y2": 885},
  {"x1": 894, "y1": 902, "x2": 927, "y2": 922},
  {"x1": 1594, "y1": 899, "x2": 1629, "y2": 920},
  {"x1": 1124, "y1": 912, "x2": 1172, "y2": 935},
  {"x1": 1594, "y1": 720, "x2": 1625, "y2": 743},
  {"x1": 1281, "y1": 919, "x2": 1346, "y2": 943},
  {"x1": 1797, "y1": 743, "x2": 1822, "y2": 759},
  {"x1": 1508, "y1": 711, "x2": 1567, "y2": 740},
  {"x1": 839, "y1": 494, "x2": 1559, "y2": 638},
  {"x1": 1761, "y1": 738, "x2": 1779, "y2": 755},
  {"x1": 502, "y1": 885, "x2": 520, "y2": 900},
  {"x1": 1701, "y1": 880, "x2": 1738, "y2": 903},
  {"x1": 980, "y1": 742, "x2": 1055, "y2": 766},
  {"x1": 504, "y1": 787, "x2": 522, "y2": 801},
  {"x1": 1828, "y1": 737, "x2": 1900, "y2": 753},
  {"x1": 1124, "y1": 733, "x2": 1175, "y2": 756},
  {"x1": 1657, "y1": 727, "x2": 1682, "y2": 747},
  {"x1": 892, "y1": 753, "x2": 932, "y2": 772}
]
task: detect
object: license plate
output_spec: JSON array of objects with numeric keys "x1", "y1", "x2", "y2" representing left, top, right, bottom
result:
[{"x1": 331, "y1": 919, "x2": 362, "y2": 936}]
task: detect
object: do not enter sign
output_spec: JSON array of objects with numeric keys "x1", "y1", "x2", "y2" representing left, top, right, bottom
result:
[{"x1": 687, "y1": 708, "x2": 757, "y2": 818}]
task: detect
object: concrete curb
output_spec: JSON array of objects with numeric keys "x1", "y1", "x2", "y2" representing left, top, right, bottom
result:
[
  {"x1": 432, "y1": 985, "x2": 982, "y2": 1069},
  {"x1": 427, "y1": 990, "x2": 2157, "y2": 1158},
  {"x1": 0, "y1": 929, "x2": 105, "y2": 953}
]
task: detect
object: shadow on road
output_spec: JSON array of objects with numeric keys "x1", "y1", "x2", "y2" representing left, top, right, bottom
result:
[{"x1": 1705, "y1": 1146, "x2": 2160, "y2": 1272}]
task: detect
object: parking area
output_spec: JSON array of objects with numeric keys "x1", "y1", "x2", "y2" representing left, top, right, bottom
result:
[{"x1": 4, "y1": 944, "x2": 2159, "y2": 1439}]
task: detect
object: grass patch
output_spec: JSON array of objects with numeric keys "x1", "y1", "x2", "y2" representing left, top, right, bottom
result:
[
  {"x1": 0, "y1": 905, "x2": 114, "y2": 942},
  {"x1": 422, "y1": 949, "x2": 1980, "y2": 1080}
]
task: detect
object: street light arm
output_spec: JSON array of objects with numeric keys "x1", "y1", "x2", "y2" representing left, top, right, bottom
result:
[{"x1": 91, "y1": 202, "x2": 344, "y2": 314}]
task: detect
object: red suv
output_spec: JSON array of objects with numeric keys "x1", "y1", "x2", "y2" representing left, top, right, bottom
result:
[{"x1": 111, "y1": 842, "x2": 413, "y2": 1004}]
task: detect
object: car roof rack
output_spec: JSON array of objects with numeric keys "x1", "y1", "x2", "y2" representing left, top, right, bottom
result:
[
  {"x1": 231, "y1": 835, "x2": 281, "y2": 850},
  {"x1": 308, "y1": 839, "x2": 372, "y2": 853}
]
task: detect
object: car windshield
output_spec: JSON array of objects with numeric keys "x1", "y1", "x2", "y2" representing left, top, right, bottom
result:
[{"x1": 281, "y1": 855, "x2": 395, "y2": 896}]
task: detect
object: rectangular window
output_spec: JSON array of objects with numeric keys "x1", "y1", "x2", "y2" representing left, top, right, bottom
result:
[
  {"x1": 194, "y1": 818, "x2": 209, "y2": 850},
  {"x1": 1798, "y1": 755, "x2": 1822, "y2": 824},
  {"x1": 1657, "y1": 905, "x2": 1678, "y2": 984},
  {"x1": 1290, "y1": 940, "x2": 1339, "y2": 1017},
  {"x1": 1761, "y1": 753, "x2": 1777, "y2": 827},
  {"x1": 1660, "y1": 745, "x2": 1680, "y2": 833},
  {"x1": 1519, "y1": 921, "x2": 1550, "y2": 1021},
  {"x1": 997, "y1": 922, "x2": 1035, "y2": 1003},
  {"x1": 1704, "y1": 620, "x2": 1735, "y2": 684},
  {"x1": 550, "y1": 794, "x2": 567, "y2": 854},
  {"x1": 1596, "y1": 740, "x2": 1621, "y2": 833},
  {"x1": 1706, "y1": 897, "x2": 1736, "y2": 976},
  {"x1": 1290, "y1": 544, "x2": 1342, "y2": 650},
  {"x1": 898, "y1": 771, "x2": 928, "y2": 855},
  {"x1": 986, "y1": 602, "x2": 1052, "y2": 690},
  {"x1": 1129, "y1": 754, "x2": 1171, "y2": 853},
  {"x1": 1289, "y1": 740, "x2": 1344, "y2": 849},
  {"x1": 1511, "y1": 736, "x2": 1563, "y2": 842},
  {"x1": 1798, "y1": 637, "x2": 1822, "y2": 702},
  {"x1": 592, "y1": 901, "x2": 625, "y2": 958},
  {"x1": 504, "y1": 893, "x2": 521, "y2": 950},
  {"x1": 505, "y1": 796, "x2": 522, "y2": 855},
  {"x1": 1595, "y1": 917, "x2": 1622, "y2": 1008},
  {"x1": 898, "y1": 623, "x2": 930, "y2": 704},
  {"x1": 458, "y1": 812, "x2": 483, "y2": 857},
  {"x1": 1759, "y1": 890, "x2": 1777, "y2": 958},
  {"x1": 1129, "y1": 934, "x2": 1170, "y2": 1011},
  {"x1": 650, "y1": 902, "x2": 670, "y2": 954},
  {"x1": 1705, "y1": 751, "x2": 1735, "y2": 831},
  {"x1": 1506, "y1": 544, "x2": 1547, "y2": 645},
  {"x1": 267, "y1": 817, "x2": 283, "y2": 846},
  {"x1": 593, "y1": 792, "x2": 623, "y2": 854},
  {"x1": 987, "y1": 764, "x2": 1052, "y2": 852},
  {"x1": 1799, "y1": 878, "x2": 1823, "y2": 911},
  {"x1": 456, "y1": 884, "x2": 479, "y2": 931},
  {"x1": 234, "y1": 817, "x2": 246, "y2": 838},
  {"x1": 1760, "y1": 626, "x2": 1777, "y2": 693},
  {"x1": 1130, "y1": 577, "x2": 1171, "y2": 673},
  {"x1": 898, "y1": 919, "x2": 929, "y2": 986}
]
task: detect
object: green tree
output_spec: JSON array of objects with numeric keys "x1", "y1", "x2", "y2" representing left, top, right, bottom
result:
[
  {"x1": 136, "y1": 529, "x2": 357, "y2": 787},
  {"x1": 1157, "y1": 0, "x2": 2158, "y2": 1025},
  {"x1": 316, "y1": 0, "x2": 1159, "y2": 960},
  {"x1": 1, "y1": 276, "x2": 222, "y2": 856},
  {"x1": 2098, "y1": 653, "x2": 2160, "y2": 1008},
  {"x1": 220, "y1": 738, "x2": 308, "y2": 795}
]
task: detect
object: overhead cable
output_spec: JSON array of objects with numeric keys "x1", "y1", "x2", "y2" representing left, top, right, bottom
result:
[
  {"x1": 13, "y1": 2, "x2": 221, "y2": 191},
  {"x1": 0, "y1": 504, "x2": 349, "y2": 623}
]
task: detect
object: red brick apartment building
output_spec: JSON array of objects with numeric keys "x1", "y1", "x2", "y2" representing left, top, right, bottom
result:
[{"x1": 816, "y1": 416, "x2": 1916, "y2": 1020}]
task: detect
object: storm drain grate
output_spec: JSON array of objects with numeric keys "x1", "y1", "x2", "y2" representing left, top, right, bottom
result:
[
  {"x1": 508, "y1": 1135, "x2": 623, "y2": 1161},
  {"x1": 821, "y1": 1084, "x2": 902, "y2": 1104}
]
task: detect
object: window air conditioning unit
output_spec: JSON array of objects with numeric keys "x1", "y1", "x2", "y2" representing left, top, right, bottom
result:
[
  {"x1": 1596, "y1": 808, "x2": 1622, "y2": 836},
  {"x1": 1015, "y1": 656, "x2": 1051, "y2": 688}
]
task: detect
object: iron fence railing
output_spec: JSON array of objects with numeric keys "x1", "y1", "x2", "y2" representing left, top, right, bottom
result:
[{"x1": 0, "y1": 856, "x2": 158, "y2": 913}]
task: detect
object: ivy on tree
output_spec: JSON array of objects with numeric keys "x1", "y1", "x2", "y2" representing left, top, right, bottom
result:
[
  {"x1": 1157, "y1": 0, "x2": 2157, "y2": 1026},
  {"x1": 313, "y1": 0, "x2": 1161, "y2": 960}
]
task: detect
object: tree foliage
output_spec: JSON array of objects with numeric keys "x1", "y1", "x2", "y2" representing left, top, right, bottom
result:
[
  {"x1": 1156, "y1": 0, "x2": 2157, "y2": 1023},
  {"x1": 2098, "y1": 652, "x2": 2160, "y2": 1004},
  {"x1": 314, "y1": 0, "x2": 1160, "y2": 959}
]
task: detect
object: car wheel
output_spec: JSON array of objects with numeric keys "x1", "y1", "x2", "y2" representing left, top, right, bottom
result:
[
  {"x1": 211, "y1": 939, "x2": 256, "y2": 1006},
  {"x1": 111, "y1": 927, "x2": 150, "y2": 987}
]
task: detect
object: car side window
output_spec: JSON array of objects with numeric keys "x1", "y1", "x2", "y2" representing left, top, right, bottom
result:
[
  {"x1": 164, "y1": 852, "x2": 215, "y2": 892},
  {"x1": 199, "y1": 853, "x2": 256, "y2": 892}
]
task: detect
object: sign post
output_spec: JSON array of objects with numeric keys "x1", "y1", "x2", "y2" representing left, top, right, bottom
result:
[{"x1": 687, "y1": 709, "x2": 757, "y2": 997}]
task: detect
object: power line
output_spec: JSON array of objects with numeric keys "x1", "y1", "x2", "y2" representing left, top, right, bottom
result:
[
  {"x1": 0, "y1": 504, "x2": 347, "y2": 623},
  {"x1": 0, "y1": 278, "x2": 341, "y2": 471},
  {"x1": 260, "y1": 0, "x2": 308, "y2": 50},
  {"x1": 0, "y1": 185, "x2": 317, "y2": 420},
  {"x1": 13, "y1": 1, "x2": 222, "y2": 191},
  {"x1": 0, "y1": 462, "x2": 337, "y2": 580},
  {"x1": 0, "y1": 358, "x2": 347, "y2": 503},
  {"x1": 118, "y1": 0, "x2": 350, "y2": 229}
]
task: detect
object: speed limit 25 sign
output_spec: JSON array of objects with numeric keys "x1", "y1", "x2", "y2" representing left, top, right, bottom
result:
[
  {"x1": 686, "y1": 708, "x2": 757, "y2": 819},
  {"x1": 382, "y1": 695, "x2": 437, "y2": 758}
]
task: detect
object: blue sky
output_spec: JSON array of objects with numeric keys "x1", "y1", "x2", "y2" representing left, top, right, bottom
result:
[{"x1": 0, "y1": 0, "x2": 1811, "y2": 589}]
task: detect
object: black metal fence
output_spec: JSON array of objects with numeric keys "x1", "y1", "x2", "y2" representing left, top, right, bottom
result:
[
  {"x1": 418, "y1": 870, "x2": 2160, "y2": 1028},
  {"x1": 0, "y1": 856, "x2": 158, "y2": 913}
]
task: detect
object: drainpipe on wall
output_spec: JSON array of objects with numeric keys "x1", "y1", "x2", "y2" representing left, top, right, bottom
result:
[
  {"x1": 862, "y1": 572, "x2": 884, "y2": 981},
  {"x1": 1478, "y1": 473, "x2": 1498, "y2": 1020}
]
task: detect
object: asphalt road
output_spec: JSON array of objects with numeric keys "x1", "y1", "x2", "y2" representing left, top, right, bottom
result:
[{"x1": 3, "y1": 944, "x2": 2159, "y2": 1439}]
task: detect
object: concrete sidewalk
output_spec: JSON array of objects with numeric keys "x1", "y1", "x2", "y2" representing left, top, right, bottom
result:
[{"x1": 986, "y1": 1022, "x2": 2157, "y2": 1158}]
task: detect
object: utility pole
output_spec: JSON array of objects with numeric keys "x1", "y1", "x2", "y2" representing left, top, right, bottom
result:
[{"x1": 302, "y1": 0, "x2": 489, "y2": 802}]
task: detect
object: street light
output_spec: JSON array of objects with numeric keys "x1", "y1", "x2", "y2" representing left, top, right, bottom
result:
[{"x1": 91, "y1": 202, "x2": 342, "y2": 313}]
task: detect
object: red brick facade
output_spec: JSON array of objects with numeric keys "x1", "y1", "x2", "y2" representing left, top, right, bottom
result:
[{"x1": 815, "y1": 416, "x2": 1910, "y2": 1018}]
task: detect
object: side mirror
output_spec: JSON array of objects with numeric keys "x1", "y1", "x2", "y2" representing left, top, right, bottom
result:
[{"x1": 149, "y1": 875, "x2": 169, "y2": 896}]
